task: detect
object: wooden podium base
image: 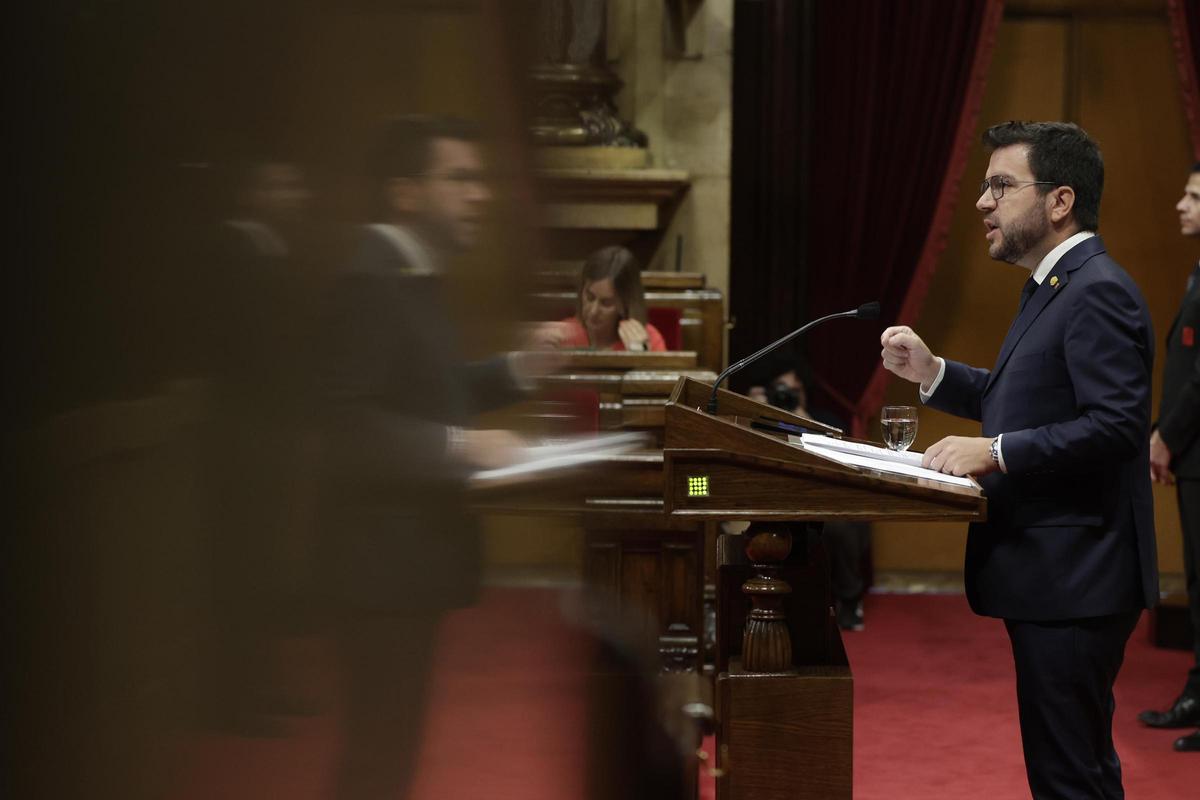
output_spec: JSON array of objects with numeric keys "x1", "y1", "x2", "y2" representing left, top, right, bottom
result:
[
  {"x1": 712, "y1": 527, "x2": 853, "y2": 800},
  {"x1": 716, "y1": 659, "x2": 852, "y2": 800}
]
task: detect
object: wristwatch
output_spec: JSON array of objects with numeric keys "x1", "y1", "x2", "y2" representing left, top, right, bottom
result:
[{"x1": 989, "y1": 436, "x2": 1000, "y2": 466}]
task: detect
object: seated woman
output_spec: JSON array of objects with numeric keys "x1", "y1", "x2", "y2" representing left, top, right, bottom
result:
[{"x1": 537, "y1": 246, "x2": 668, "y2": 352}]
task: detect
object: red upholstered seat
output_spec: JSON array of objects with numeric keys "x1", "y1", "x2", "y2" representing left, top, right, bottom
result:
[{"x1": 647, "y1": 307, "x2": 683, "y2": 350}]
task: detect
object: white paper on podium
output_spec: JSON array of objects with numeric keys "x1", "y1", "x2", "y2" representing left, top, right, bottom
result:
[
  {"x1": 471, "y1": 431, "x2": 650, "y2": 484},
  {"x1": 795, "y1": 433, "x2": 925, "y2": 467},
  {"x1": 792, "y1": 438, "x2": 976, "y2": 489}
]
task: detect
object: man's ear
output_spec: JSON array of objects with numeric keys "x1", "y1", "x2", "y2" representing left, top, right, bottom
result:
[
  {"x1": 385, "y1": 177, "x2": 422, "y2": 216},
  {"x1": 1047, "y1": 185, "x2": 1076, "y2": 225}
]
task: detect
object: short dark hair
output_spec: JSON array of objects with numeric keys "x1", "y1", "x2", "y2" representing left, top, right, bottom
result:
[
  {"x1": 1192, "y1": 162, "x2": 1200, "y2": 174},
  {"x1": 577, "y1": 246, "x2": 647, "y2": 323},
  {"x1": 372, "y1": 114, "x2": 479, "y2": 180},
  {"x1": 982, "y1": 121, "x2": 1104, "y2": 231}
]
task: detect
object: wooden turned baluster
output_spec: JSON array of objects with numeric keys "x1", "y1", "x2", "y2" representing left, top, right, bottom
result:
[{"x1": 740, "y1": 524, "x2": 793, "y2": 673}]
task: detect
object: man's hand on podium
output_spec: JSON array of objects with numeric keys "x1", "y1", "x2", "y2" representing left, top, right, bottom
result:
[{"x1": 922, "y1": 436, "x2": 997, "y2": 478}]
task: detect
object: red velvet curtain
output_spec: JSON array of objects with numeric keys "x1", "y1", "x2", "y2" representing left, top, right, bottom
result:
[
  {"x1": 804, "y1": 0, "x2": 1004, "y2": 436},
  {"x1": 727, "y1": 0, "x2": 814, "y2": 381},
  {"x1": 1168, "y1": 0, "x2": 1200, "y2": 159}
]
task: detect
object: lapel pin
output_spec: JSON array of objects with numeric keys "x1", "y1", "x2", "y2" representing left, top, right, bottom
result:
[{"x1": 1049, "y1": 276, "x2": 1059, "y2": 288}]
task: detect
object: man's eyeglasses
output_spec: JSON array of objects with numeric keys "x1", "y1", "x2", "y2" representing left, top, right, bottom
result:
[{"x1": 980, "y1": 175, "x2": 1057, "y2": 200}]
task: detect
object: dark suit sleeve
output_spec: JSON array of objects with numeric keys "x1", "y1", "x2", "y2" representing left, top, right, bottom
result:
[
  {"x1": 924, "y1": 359, "x2": 990, "y2": 422},
  {"x1": 1002, "y1": 278, "x2": 1151, "y2": 473},
  {"x1": 461, "y1": 356, "x2": 524, "y2": 416},
  {"x1": 1158, "y1": 348, "x2": 1200, "y2": 456},
  {"x1": 324, "y1": 271, "x2": 461, "y2": 485}
]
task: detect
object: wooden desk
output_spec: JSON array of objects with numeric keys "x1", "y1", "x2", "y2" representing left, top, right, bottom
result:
[
  {"x1": 534, "y1": 369, "x2": 717, "y2": 435},
  {"x1": 535, "y1": 266, "x2": 708, "y2": 291},
  {"x1": 517, "y1": 351, "x2": 716, "y2": 440}
]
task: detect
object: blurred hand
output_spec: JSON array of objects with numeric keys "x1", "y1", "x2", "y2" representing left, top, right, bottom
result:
[
  {"x1": 1150, "y1": 429, "x2": 1174, "y2": 485},
  {"x1": 618, "y1": 318, "x2": 650, "y2": 351},
  {"x1": 524, "y1": 321, "x2": 573, "y2": 350},
  {"x1": 880, "y1": 326, "x2": 940, "y2": 390},
  {"x1": 922, "y1": 436, "x2": 996, "y2": 477},
  {"x1": 460, "y1": 428, "x2": 525, "y2": 470},
  {"x1": 509, "y1": 348, "x2": 567, "y2": 383}
]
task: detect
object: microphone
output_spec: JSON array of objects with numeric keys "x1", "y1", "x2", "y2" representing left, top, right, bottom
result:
[{"x1": 706, "y1": 301, "x2": 881, "y2": 415}]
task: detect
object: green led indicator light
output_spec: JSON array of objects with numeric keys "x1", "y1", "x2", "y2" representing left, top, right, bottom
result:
[{"x1": 687, "y1": 475, "x2": 710, "y2": 497}]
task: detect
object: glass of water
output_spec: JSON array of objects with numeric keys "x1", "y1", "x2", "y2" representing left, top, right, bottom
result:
[{"x1": 881, "y1": 406, "x2": 918, "y2": 451}]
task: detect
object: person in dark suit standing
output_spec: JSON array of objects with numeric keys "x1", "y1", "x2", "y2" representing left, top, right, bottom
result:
[
  {"x1": 322, "y1": 116, "x2": 533, "y2": 800},
  {"x1": 881, "y1": 122, "x2": 1158, "y2": 798},
  {"x1": 1138, "y1": 164, "x2": 1200, "y2": 753},
  {"x1": 204, "y1": 160, "x2": 319, "y2": 735}
]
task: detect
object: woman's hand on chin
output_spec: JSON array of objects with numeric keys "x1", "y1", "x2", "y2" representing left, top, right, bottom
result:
[{"x1": 618, "y1": 318, "x2": 649, "y2": 351}]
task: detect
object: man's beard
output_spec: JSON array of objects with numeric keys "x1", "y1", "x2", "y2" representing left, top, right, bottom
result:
[{"x1": 990, "y1": 201, "x2": 1049, "y2": 264}]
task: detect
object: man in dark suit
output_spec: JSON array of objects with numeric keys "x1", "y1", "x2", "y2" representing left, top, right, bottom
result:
[
  {"x1": 322, "y1": 116, "x2": 532, "y2": 799},
  {"x1": 203, "y1": 159, "x2": 320, "y2": 736},
  {"x1": 1138, "y1": 164, "x2": 1200, "y2": 752},
  {"x1": 881, "y1": 122, "x2": 1158, "y2": 798}
]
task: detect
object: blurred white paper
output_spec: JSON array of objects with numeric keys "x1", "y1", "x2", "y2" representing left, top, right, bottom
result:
[{"x1": 471, "y1": 431, "x2": 649, "y2": 484}]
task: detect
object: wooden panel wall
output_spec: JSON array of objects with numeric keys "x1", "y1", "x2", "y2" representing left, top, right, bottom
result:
[{"x1": 872, "y1": 2, "x2": 1194, "y2": 578}]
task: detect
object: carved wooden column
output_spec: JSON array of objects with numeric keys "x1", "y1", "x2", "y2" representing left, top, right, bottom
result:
[{"x1": 739, "y1": 523, "x2": 794, "y2": 673}]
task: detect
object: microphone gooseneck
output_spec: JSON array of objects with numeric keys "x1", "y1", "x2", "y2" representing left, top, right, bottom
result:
[{"x1": 705, "y1": 301, "x2": 881, "y2": 415}]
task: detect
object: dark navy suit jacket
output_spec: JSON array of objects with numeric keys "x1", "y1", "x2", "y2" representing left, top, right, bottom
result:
[
  {"x1": 320, "y1": 228, "x2": 523, "y2": 614},
  {"x1": 926, "y1": 236, "x2": 1158, "y2": 620},
  {"x1": 1158, "y1": 264, "x2": 1200, "y2": 479}
]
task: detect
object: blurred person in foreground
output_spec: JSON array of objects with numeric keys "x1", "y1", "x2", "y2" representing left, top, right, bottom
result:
[
  {"x1": 1138, "y1": 163, "x2": 1200, "y2": 753},
  {"x1": 881, "y1": 122, "x2": 1157, "y2": 798},
  {"x1": 745, "y1": 353, "x2": 871, "y2": 632},
  {"x1": 532, "y1": 245, "x2": 668, "y2": 352},
  {"x1": 204, "y1": 158, "x2": 319, "y2": 735},
  {"x1": 321, "y1": 116, "x2": 540, "y2": 799}
]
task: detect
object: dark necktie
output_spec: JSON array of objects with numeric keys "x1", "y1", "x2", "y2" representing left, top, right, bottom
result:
[{"x1": 1017, "y1": 277, "x2": 1038, "y2": 314}]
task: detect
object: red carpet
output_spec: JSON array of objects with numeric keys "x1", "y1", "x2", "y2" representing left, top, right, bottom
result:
[
  {"x1": 172, "y1": 587, "x2": 591, "y2": 800},
  {"x1": 172, "y1": 589, "x2": 1194, "y2": 799},
  {"x1": 839, "y1": 593, "x2": 1196, "y2": 799}
]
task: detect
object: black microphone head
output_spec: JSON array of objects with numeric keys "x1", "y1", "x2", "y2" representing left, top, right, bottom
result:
[{"x1": 856, "y1": 301, "x2": 881, "y2": 320}]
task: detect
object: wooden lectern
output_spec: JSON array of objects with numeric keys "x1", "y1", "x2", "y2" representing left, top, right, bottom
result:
[{"x1": 662, "y1": 377, "x2": 986, "y2": 800}]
